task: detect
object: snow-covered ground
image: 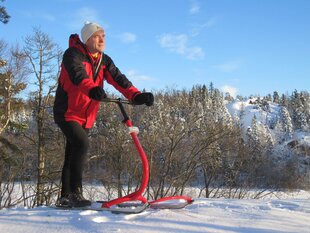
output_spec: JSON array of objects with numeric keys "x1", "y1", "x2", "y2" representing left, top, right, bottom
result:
[{"x1": 1, "y1": 191, "x2": 309, "y2": 233}]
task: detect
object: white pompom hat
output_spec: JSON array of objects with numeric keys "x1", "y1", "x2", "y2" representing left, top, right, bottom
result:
[{"x1": 81, "y1": 21, "x2": 104, "y2": 43}]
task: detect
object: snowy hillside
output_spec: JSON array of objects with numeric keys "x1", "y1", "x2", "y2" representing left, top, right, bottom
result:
[
  {"x1": 1, "y1": 191, "x2": 310, "y2": 233},
  {"x1": 226, "y1": 98, "x2": 310, "y2": 149},
  {"x1": 226, "y1": 98, "x2": 281, "y2": 131}
]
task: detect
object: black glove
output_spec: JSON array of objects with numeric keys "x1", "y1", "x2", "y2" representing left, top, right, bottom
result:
[
  {"x1": 133, "y1": 92, "x2": 154, "y2": 106},
  {"x1": 89, "y1": 86, "x2": 107, "y2": 101}
]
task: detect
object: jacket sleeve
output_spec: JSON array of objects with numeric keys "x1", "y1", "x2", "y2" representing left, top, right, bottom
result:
[
  {"x1": 62, "y1": 48, "x2": 97, "y2": 96},
  {"x1": 104, "y1": 54, "x2": 140, "y2": 100}
]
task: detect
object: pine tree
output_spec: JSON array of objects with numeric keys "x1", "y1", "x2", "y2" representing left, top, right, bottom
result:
[
  {"x1": 247, "y1": 115, "x2": 261, "y2": 148},
  {"x1": 281, "y1": 93, "x2": 289, "y2": 107},
  {"x1": 273, "y1": 91, "x2": 280, "y2": 104},
  {"x1": 279, "y1": 106, "x2": 293, "y2": 139},
  {"x1": 291, "y1": 90, "x2": 309, "y2": 131},
  {"x1": 263, "y1": 125, "x2": 274, "y2": 153}
]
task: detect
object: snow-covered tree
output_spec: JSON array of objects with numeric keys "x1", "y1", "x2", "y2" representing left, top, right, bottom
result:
[
  {"x1": 273, "y1": 91, "x2": 280, "y2": 104},
  {"x1": 246, "y1": 115, "x2": 261, "y2": 149},
  {"x1": 279, "y1": 106, "x2": 293, "y2": 139},
  {"x1": 290, "y1": 90, "x2": 309, "y2": 131}
]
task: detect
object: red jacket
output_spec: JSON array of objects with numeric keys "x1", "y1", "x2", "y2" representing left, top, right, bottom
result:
[{"x1": 53, "y1": 34, "x2": 140, "y2": 128}]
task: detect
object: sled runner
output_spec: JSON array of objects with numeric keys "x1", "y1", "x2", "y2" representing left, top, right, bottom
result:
[
  {"x1": 55, "y1": 98, "x2": 193, "y2": 214},
  {"x1": 53, "y1": 202, "x2": 149, "y2": 214}
]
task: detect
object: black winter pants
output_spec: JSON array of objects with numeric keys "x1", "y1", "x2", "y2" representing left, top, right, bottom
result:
[{"x1": 57, "y1": 121, "x2": 89, "y2": 197}]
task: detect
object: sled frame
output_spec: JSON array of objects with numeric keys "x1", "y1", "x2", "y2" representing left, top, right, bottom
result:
[{"x1": 100, "y1": 98, "x2": 193, "y2": 210}]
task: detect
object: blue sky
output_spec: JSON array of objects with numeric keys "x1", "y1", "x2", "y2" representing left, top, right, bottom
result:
[{"x1": 1, "y1": 0, "x2": 310, "y2": 97}]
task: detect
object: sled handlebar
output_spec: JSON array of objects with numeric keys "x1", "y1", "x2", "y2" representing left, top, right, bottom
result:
[
  {"x1": 101, "y1": 98, "x2": 133, "y2": 122},
  {"x1": 101, "y1": 98, "x2": 134, "y2": 105}
]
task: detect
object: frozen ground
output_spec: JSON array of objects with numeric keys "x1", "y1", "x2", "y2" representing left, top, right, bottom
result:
[{"x1": 1, "y1": 191, "x2": 310, "y2": 233}]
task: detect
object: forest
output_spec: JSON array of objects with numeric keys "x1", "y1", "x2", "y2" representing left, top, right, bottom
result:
[{"x1": 0, "y1": 28, "x2": 310, "y2": 209}]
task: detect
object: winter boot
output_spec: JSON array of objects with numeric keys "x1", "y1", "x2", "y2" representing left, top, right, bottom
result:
[
  {"x1": 69, "y1": 187, "x2": 91, "y2": 207},
  {"x1": 56, "y1": 188, "x2": 91, "y2": 208},
  {"x1": 56, "y1": 195, "x2": 71, "y2": 207}
]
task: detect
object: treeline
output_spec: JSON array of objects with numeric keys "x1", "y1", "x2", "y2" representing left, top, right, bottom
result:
[{"x1": 0, "y1": 29, "x2": 310, "y2": 209}]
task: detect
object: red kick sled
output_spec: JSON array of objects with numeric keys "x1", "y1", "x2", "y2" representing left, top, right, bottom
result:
[{"x1": 93, "y1": 98, "x2": 193, "y2": 213}]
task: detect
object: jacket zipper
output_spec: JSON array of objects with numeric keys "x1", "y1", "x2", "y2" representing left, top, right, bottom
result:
[{"x1": 84, "y1": 53, "x2": 103, "y2": 127}]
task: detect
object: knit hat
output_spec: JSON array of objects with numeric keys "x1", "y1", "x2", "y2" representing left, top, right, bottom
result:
[{"x1": 81, "y1": 21, "x2": 104, "y2": 43}]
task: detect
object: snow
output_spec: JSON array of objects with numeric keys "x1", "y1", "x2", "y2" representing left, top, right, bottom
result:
[
  {"x1": 1, "y1": 193, "x2": 310, "y2": 233},
  {"x1": 226, "y1": 98, "x2": 279, "y2": 129},
  {"x1": 292, "y1": 131, "x2": 310, "y2": 146}
]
